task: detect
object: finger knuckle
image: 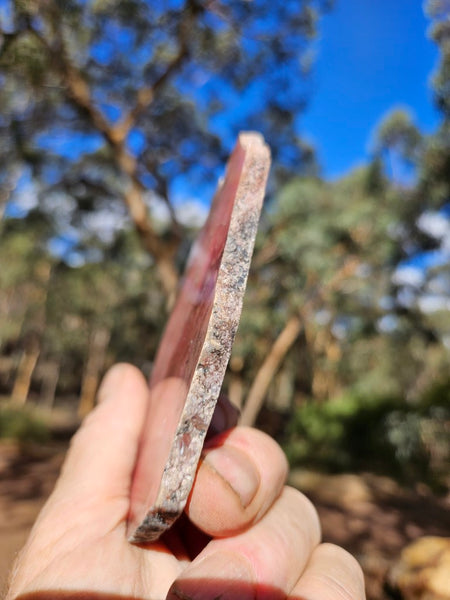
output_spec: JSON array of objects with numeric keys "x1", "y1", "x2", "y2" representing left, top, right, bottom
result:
[{"x1": 229, "y1": 426, "x2": 289, "y2": 480}]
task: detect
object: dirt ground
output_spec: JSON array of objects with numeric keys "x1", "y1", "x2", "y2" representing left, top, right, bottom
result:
[{"x1": 1, "y1": 440, "x2": 449, "y2": 599}]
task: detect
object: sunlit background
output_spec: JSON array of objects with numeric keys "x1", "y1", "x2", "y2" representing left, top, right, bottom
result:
[{"x1": 1, "y1": 1, "x2": 449, "y2": 597}]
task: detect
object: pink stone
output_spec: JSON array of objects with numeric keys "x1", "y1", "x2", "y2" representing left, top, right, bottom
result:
[{"x1": 127, "y1": 132, "x2": 271, "y2": 543}]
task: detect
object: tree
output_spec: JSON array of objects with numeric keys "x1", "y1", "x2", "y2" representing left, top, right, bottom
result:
[
  {"x1": 236, "y1": 169, "x2": 391, "y2": 425},
  {"x1": 426, "y1": 0, "x2": 450, "y2": 119},
  {"x1": 421, "y1": 0, "x2": 450, "y2": 205},
  {"x1": 0, "y1": 0, "x2": 330, "y2": 300},
  {"x1": 236, "y1": 2, "x2": 450, "y2": 433},
  {"x1": 374, "y1": 108, "x2": 423, "y2": 186},
  {"x1": 0, "y1": 211, "x2": 168, "y2": 407},
  {"x1": 0, "y1": 212, "x2": 54, "y2": 403},
  {"x1": 236, "y1": 150, "x2": 450, "y2": 431}
]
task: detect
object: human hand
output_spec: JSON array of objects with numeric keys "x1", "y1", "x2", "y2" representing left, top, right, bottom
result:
[{"x1": 6, "y1": 363, "x2": 365, "y2": 600}]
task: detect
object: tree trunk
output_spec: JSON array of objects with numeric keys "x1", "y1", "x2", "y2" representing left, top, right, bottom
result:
[
  {"x1": 11, "y1": 346, "x2": 40, "y2": 406},
  {"x1": 40, "y1": 360, "x2": 60, "y2": 410},
  {"x1": 228, "y1": 356, "x2": 245, "y2": 411},
  {"x1": 309, "y1": 328, "x2": 342, "y2": 401},
  {"x1": 240, "y1": 316, "x2": 302, "y2": 427},
  {"x1": 228, "y1": 375, "x2": 244, "y2": 412},
  {"x1": 0, "y1": 174, "x2": 17, "y2": 222},
  {"x1": 78, "y1": 328, "x2": 111, "y2": 418},
  {"x1": 270, "y1": 366, "x2": 294, "y2": 412},
  {"x1": 10, "y1": 261, "x2": 52, "y2": 405}
]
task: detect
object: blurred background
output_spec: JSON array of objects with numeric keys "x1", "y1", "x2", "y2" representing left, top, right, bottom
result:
[{"x1": 0, "y1": 1, "x2": 449, "y2": 598}]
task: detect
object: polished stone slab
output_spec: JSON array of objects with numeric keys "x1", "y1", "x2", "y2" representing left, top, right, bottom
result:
[{"x1": 127, "y1": 132, "x2": 270, "y2": 543}]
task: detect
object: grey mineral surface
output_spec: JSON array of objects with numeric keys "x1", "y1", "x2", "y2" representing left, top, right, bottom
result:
[{"x1": 127, "y1": 132, "x2": 271, "y2": 543}]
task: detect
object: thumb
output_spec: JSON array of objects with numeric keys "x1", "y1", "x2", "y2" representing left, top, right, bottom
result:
[{"x1": 186, "y1": 426, "x2": 288, "y2": 537}]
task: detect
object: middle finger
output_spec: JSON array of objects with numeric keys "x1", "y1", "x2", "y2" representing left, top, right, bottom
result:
[{"x1": 168, "y1": 486, "x2": 321, "y2": 599}]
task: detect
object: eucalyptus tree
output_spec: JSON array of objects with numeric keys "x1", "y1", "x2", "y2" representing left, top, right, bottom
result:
[
  {"x1": 0, "y1": 0, "x2": 331, "y2": 299},
  {"x1": 0, "y1": 212, "x2": 54, "y2": 403}
]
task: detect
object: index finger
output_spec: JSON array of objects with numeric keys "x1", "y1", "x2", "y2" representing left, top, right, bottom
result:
[{"x1": 55, "y1": 363, "x2": 149, "y2": 503}]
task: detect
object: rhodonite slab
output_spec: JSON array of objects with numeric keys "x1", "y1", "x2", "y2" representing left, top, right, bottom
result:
[{"x1": 127, "y1": 132, "x2": 271, "y2": 543}]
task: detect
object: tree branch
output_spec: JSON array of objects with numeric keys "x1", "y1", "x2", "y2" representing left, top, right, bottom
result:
[
  {"x1": 114, "y1": 45, "x2": 189, "y2": 144},
  {"x1": 239, "y1": 256, "x2": 361, "y2": 427},
  {"x1": 25, "y1": 8, "x2": 183, "y2": 300},
  {"x1": 111, "y1": 0, "x2": 195, "y2": 144},
  {"x1": 239, "y1": 315, "x2": 302, "y2": 427},
  {"x1": 0, "y1": 14, "x2": 33, "y2": 60},
  {"x1": 0, "y1": 172, "x2": 20, "y2": 222},
  {"x1": 143, "y1": 157, "x2": 182, "y2": 236},
  {"x1": 0, "y1": 29, "x2": 21, "y2": 59}
]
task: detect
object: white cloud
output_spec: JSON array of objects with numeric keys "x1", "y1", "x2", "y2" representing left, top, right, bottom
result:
[
  {"x1": 396, "y1": 286, "x2": 416, "y2": 308},
  {"x1": 147, "y1": 193, "x2": 208, "y2": 229},
  {"x1": 147, "y1": 194, "x2": 171, "y2": 227},
  {"x1": 332, "y1": 319, "x2": 348, "y2": 340},
  {"x1": 175, "y1": 200, "x2": 208, "y2": 228},
  {"x1": 417, "y1": 211, "x2": 450, "y2": 240},
  {"x1": 66, "y1": 252, "x2": 86, "y2": 268},
  {"x1": 82, "y1": 208, "x2": 126, "y2": 243},
  {"x1": 315, "y1": 309, "x2": 331, "y2": 326},
  {"x1": 42, "y1": 191, "x2": 76, "y2": 225},
  {"x1": 16, "y1": 184, "x2": 38, "y2": 212},
  {"x1": 417, "y1": 294, "x2": 450, "y2": 313},
  {"x1": 392, "y1": 266, "x2": 424, "y2": 287},
  {"x1": 9, "y1": 175, "x2": 39, "y2": 214},
  {"x1": 377, "y1": 314, "x2": 399, "y2": 332},
  {"x1": 428, "y1": 272, "x2": 450, "y2": 296},
  {"x1": 442, "y1": 238, "x2": 450, "y2": 253}
]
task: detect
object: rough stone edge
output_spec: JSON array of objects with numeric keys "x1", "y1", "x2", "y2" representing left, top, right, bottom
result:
[{"x1": 129, "y1": 133, "x2": 270, "y2": 543}]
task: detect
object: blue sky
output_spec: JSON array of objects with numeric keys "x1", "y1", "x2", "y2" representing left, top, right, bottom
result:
[
  {"x1": 301, "y1": 0, "x2": 441, "y2": 179},
  {"x1": 4, "y1": 1, "x2": 443, "y2": 210}
]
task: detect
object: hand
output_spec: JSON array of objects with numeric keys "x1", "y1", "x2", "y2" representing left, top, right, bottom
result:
[{"x1": 6, "y1": 363, "x2": 365, "y2": 600}]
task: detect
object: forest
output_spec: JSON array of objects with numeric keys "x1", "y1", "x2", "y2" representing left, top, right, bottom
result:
[
  {"x1": 0, "y1": 0, "x2": 449, "y2": 526},
  {"x1": 1, "y1": 2, "x2": 450, "y2": 596}
]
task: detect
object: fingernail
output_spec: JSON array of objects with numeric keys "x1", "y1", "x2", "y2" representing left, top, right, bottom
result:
[
  {"x1": 97, "y1": 363, "x2": 128, "y2": 403},
  {"x1": 167, "y1": 552, "x2": 256, "y2": 600},
  {"x1": 203, "y1": 445, "x2": 260, "y2": 508}
]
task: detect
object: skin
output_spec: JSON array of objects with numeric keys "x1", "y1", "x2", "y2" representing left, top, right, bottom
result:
[{"x1": 6, "y1": 363, "x2": 366, "y2": 600}]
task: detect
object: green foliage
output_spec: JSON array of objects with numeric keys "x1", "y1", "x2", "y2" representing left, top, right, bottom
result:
[
  {"x1": 0, "y1": 0, "x2": 449, "y2": 495},
  {"x1": 375, "y1": 108, "x2": 423, "y2": 161},
  {"x1": 0, "y1": 0, "x2": 328, "y2": 254},
  {"x1": 0, "y1": 405, "x2": 50, "y2": 443},
  {"x1": 285, "y1": 385, "x2": 450, "y2": 491},
  {"x1": 426, "y1": 0, "x2": 450, "y2": 118},
  {"x1": 0, "y1": 212, "x2": 165, "y2": 396},
  {"x1": 420, "y1": 1, "x2": 450, "y2": 205}
]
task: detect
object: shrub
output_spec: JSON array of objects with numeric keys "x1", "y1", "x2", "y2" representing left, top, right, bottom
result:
[
  {"x1": 0, "y1": 405, "x2": 50, "y2": 443},
  {"x1": 284, "y1": 388, "x2": 449, "y2": 491}
]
